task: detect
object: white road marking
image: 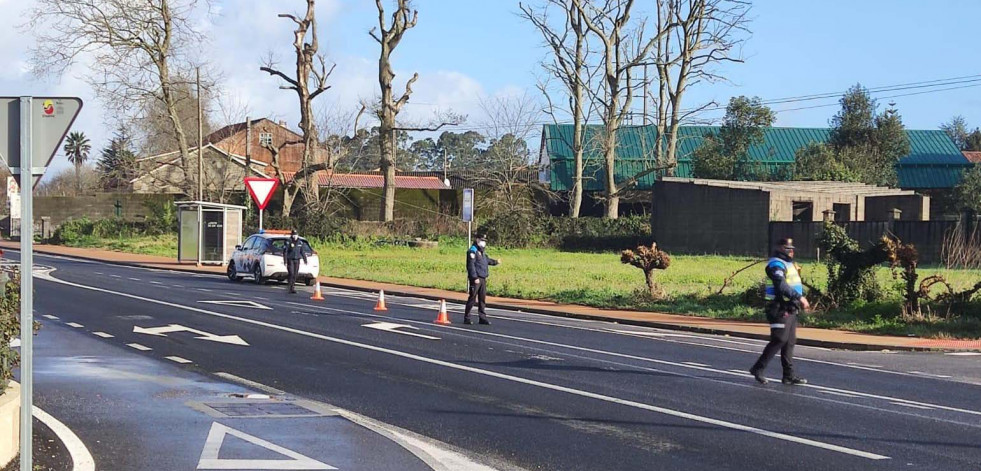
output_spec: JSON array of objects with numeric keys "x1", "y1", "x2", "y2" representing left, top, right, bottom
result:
[
  {"x1": 42, "y1": 315, "x2": 59, "y2": 320},
  {"x1": 909, "y1": 371, "x2": 953, "y2": 379},
  {"x1": 847, "y1": 362, "x2": 884, "y2": 368},
  {"x1": 127, "y1": 343, "x2": 152, "y2": 351},
  {"x1": 10, "y1": 338, "x2": 19, "y2": 348},
  {"x1": 197, "y1": 288, "x2": 213, "y2": 292},
  {"x1": 819, "y1": 390, "x2": 862, "y2": 399},
  {"x1": 214, "y1": 372, "x2": 287, "y2": 395},
  {"x1": 199, "y1": 300, "x2": 272, "y2": 310},
  {"x1": 945, "y1": 352, "x2": 981, "y2": 356},
  {"x1": 363, "y1": 322, "x2": 441, "y2": 340},
  {"x1": 93, "y1": 332, "x2": 114, "y2": 338},
  {"x1": 166, "y1": 356, "x2": 193, "y2": 364},
  {"x1": 150, "y1": 281, "x2": 164, "y2": 285},
  {"x1": 683, "y1": 362, "x2": 710, "y2": 367},
  {"x1": 197, "y1": 422, "x2": 335, "y2": 470},
  {"x1": 94, "y1": 272, "x2": 104, "y2": 275},
  {"x1": 66, "y1": 322, "x2": 84, "y2": 328},
  {"x1": 33, "y1": 406, "x2": 96, "y2": 471},
  {"x1": 134, "y1": 324, "x2": 249, "y2": 346},
  {"x1": 890, "y1": 402, "x2": 935, "y2": 410},
  {"x1": 128, "y1": 277, "x2": 141, "y2": 281},
  {"x1": 173, "y1": 284, "x2": 185, "y2": 288},
  {"x1": 109, "y1": 274, "x2": 121, "y2": 278},
  {"x1": 35, "y1": 275, "x2": 887, "y2": 460}
]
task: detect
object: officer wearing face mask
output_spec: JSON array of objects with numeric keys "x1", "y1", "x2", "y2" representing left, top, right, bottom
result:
[
  {"x1": 283, "y1": 229, "x2": 308, "y2": 294},
  {"x1": 465, "y1": 234, "x2": 500, "y2": 325},
  {"x1": 750, "y1": 238, "x2": 810, "y2": 385}
]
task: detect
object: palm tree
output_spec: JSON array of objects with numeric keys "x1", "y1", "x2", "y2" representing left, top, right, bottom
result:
[{"x1": 63, "y1": 131, "x2": 91, "y2": 195}]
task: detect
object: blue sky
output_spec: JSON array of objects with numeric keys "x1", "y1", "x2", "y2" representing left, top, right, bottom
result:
[{"x1": 2, "y1": 0, "x2": 980, "y2": 177}]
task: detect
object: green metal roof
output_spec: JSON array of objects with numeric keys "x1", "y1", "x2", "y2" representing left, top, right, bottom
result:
[{"x1": 542, "y1": 124, "x2": 971, "y2": 190}]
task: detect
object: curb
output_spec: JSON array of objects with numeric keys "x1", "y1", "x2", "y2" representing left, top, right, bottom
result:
[{"x1": 11, "y1": 245, "x2": 974, "y2": 353}]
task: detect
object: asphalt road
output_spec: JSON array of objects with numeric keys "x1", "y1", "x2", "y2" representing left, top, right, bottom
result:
[{"x1": 12, "y1": 250, "x2": 981, "y2": 470}]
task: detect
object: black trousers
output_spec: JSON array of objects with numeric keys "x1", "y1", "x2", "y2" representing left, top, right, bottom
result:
[
  {"x1": 752, "y1": 312, "x2": 797, "y2": 378},
  {"x1": 287, "y1": 259, "x2": 301, "y2": 292},
  {"x1": 465, "y1": 277, "x2": 488, "y2": 320}
]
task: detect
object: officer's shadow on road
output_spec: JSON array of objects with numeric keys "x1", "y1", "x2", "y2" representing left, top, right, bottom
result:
[{"x1": 471, "y1": 358, "x2": 679, "y2": 378}]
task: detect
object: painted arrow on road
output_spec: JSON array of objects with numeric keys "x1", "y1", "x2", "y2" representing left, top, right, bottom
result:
[
  {"x1": 199, "y1": 300, "x2": 272, "y2": 310},
  {"x1": 362, "y1": 322, "x2": 440, "y2": 340},
  {"x1": 133, "y1": 324, "x2": 250, "y2": 346}
]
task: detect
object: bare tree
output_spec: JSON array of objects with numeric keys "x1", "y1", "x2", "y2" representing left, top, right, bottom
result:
[
  {"x1": 573, "y1": 0, "x2": 671, "y2": 219},
  {"x1": 28, "y1": 0, "x2": 212, "y2": 196},
  {"x1": 370, "y1": 0, "x2": 420, "y2": 222},
  {"x1": 476, "y1": 93, "x2": 543, "y2": 214},
  {"x1": 652, "y1": 0, "x2": 750, "y2": 174},
  {"x1": 260, "y1": 0, "x2": 337, "y2": 217},
  {"x1": 521, "y1": 0, "x2": 596, "y2": 218}
]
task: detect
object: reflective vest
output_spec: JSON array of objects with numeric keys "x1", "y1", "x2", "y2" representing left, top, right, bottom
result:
[{"x1": 764, "y1": 258, "x2": 803, "y2": 302}]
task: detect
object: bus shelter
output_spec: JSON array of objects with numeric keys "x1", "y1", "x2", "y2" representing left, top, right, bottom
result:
[{"x1": 175, "y1": 201, "x2": 245, "y2": 265}]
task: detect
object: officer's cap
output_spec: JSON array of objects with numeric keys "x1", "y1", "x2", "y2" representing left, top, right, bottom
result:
[{"x1": 777, "y1": 238, "x2": 795, "y2": 250}]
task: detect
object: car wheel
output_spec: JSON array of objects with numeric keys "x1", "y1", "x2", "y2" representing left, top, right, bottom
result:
[
  {"x1": 227, "y1": 263, "x2": 243, "y2": 282},
  {"x1": 253, "y1": 264, "x2": 265, "y2": 285},
  {"x1": 305, "y1": 278, "x2": 315, "y2": 287}
]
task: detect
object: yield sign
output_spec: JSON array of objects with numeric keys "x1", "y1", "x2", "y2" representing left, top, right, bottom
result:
[
  {"x1": 197, "y1": 422, "x2": 335, "y2": 470},
  {"x1": 245, "y1": 177, "x2": 279, "y2": 210},
  {"x1": 1, "y1": 97, "x2": 84, "y2": 188}
]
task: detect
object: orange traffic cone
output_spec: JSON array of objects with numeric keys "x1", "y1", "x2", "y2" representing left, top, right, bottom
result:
[
  {"x1": 434, "y1": 300, "x2": 451, "y2": 325},
  {"x1": 374, "y1": 290, "x2": 388, "y2": 311},
  {"x1": 310, "y1": 281, "x2": 325, "y2": 301}
]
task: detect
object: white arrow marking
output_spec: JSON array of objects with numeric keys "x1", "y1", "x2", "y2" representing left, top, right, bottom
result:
[
  {"x1": 10, "y1": 338, "x2": 20, "y2": 348},
  {"x1": 197, "y1": 422, "x2": 335, "y2": 470},
  {"x1": 362, "y1": 322, "x2": 440, "y2": 340},
  {"x1": 133, "y1": 324, "x2": 249, "y2": 346},
  {"x1": 199, "y1": 300, "x2": 272, "y2": 310}
]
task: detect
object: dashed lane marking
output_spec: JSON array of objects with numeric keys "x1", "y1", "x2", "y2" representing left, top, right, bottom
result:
[
  {"x1": 109, "y1": 274, "x2": 122, "y2": 278},
  {"x1": 890, "y1": 402, "x2": 935, "y2": 410},
  {"x1": 909, "y1": 371, "x2": 953, "y2": 379},
  {"x1": 945, "y1": 352, "x2": 981, "y2": 356},
  {"x1": 150, "y1": 281, "x2": 164, "y2": 285},
  {"x1": 66, "y1": 322, "x2": 84, "y2": 328},
  {"x1": 127, "y1": 343, "x2": 152, "y2": 351},
  {"x1": 128, "y1": 277, "x2": 141, "y2": 281},
  {"x1": 166, "y1": 356, "x2": 193, "y2": 364},
  {"x1": 93, "y1": 332, "x2": 114, "y2": 338},
  {"x1": 42, "y1": 315, "x2": 59, "y2": 320}
]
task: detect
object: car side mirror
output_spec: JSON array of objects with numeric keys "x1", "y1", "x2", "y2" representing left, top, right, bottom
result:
[{"x1": 235, "y1": 245, "x2": 242, "y2": 250}]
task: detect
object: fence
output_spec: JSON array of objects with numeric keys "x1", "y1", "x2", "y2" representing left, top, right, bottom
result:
[{"x1": 768, "y1": 218, "x2": 980, "y2": 265}]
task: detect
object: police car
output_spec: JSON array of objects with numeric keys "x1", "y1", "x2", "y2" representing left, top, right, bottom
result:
[{"x1": 227, "y1": 230, "x2": 320, "y2": 285}]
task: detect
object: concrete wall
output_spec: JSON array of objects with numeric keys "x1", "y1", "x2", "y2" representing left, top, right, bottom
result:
[
  {"x1": 0, "y1": 382, "x2": 20, "y2": 467},
  {"x1": 652, "y1": 181, "x2": 771, "y2": 256},
  {"x1": 768, "y1": 191, "x2": 866, "y2": 222},
  {"x1": 865, "y1": 195, "x2": 930, "y2": 221},
  {"x1": 30, "y1": 193, "x2": 175, "y2": 236}
]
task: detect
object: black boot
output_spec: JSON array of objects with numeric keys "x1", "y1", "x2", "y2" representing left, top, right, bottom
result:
[
  {"x1": 749, "y1": 367, "x2": 768, "y2": 384},
  {"x1": 782, "y1": 376, "x2": 807, "y2": 385},
  {"x1": 463, "y1": 317, "x2": 473, "y2": 325}
]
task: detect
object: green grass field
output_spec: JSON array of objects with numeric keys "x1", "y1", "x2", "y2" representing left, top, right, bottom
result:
[{"x1": 54, "y1": 234, "x2": 981, "y2": 339}]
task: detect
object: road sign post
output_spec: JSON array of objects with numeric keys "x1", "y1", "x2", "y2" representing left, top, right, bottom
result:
[
  {"x1": 462, "y1": 188, "x2": 474, "y2": 248},
  {"x1": 244, "y1": 177, "x2": 279, "y2": 231},
  {"x1": 1, "y1": 97, "x2": 82, "y2": 471}
]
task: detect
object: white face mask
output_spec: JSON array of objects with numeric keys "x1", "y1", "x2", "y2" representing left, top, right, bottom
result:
[
  {"x1": 291, "y1": 235, "x2": 298, "y2": 241},
  {"x1": 477, "y1": 240, "x2": 486, "y2": 249}
]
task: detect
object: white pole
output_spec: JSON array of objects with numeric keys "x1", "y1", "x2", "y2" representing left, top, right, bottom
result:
[
  {"x1": 259, "y1": 208, "x2": 264, "y2": 231},
  {"x1": 468, "y1": 221, "x2": 472, "y2": 248},
  {"x1": 19, "y1": 96, "x2": 33, "y2": 471}
]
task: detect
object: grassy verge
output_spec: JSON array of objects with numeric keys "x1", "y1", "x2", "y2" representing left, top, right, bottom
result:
[{"x1": 44, "y1": 234, "x2": 981, "y2": 339}]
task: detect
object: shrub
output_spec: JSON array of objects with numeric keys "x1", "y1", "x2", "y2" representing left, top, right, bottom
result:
[
  {"x1": 477, "y1": 212, "x2": 540, "y2": 248},
  {"x1": 0, "y1": 270, "x2": 23, "y2": 390},
  {"x1": 51, "y1": 217, "x2": 95, "y2": 245},
  {"x1": 92, "y1": 217, "x2": 142, "y2": 239},
  {"x1": 143, "y1": 199, "x2": 177, "y2": 235}
]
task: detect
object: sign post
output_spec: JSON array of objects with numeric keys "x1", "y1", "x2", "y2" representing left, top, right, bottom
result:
[
  {"x1": 462, "y1": 188, "x2": 474, "y2": 248},
  {"x1": 244, "y1": 177, "x2": 279, "y2": 231},
  {"x1": 1, "y1": 96, "x2": 82, "y2": 471}
]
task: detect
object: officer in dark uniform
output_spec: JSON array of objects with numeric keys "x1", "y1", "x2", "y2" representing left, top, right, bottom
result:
[
  {"x1": 283, "y1": 229, "x2": 308, "y2": 294},
  {"x1": 465, "y1": 234, "x2": 500, "y2": 325},
  {"x1": 750, "y1": 238, "x2": 810, "y2": 385}
]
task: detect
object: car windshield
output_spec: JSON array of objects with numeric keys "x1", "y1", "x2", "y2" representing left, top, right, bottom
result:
[{"x1": 267, "y1": 238, "x2": 315, "y2": 256}]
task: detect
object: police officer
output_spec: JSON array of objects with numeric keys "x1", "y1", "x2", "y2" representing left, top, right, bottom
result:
[
  {"x1": 283, "y1": 229, "x2": 308, "y2": 294},
  {"x1": 465, "y1": 234, "x2": 500, "y2": 325},
  {"x1": 750, "y1": 238, "x2": 810, "y2": 385}
]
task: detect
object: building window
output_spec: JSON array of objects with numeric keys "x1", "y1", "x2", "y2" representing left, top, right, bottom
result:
[
  {"x1": 792, "y1": 201, "x2": 813, "y2": 222},
  {"x1": 833, "y1": 203, "x2": 851, "y2": 222},
  {"x1": 259, "y1": 133, "x2": 273, "y2": 147}
]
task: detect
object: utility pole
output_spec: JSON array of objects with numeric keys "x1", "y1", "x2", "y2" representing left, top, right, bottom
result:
[
  {"x1": 197, "y1": 66, "x2": 204, "y2": 201},
  {"x1": 245, "y1": 116, "x2": 252, "y2": 212}
]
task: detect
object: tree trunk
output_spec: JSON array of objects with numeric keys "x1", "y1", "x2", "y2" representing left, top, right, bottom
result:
[
  {"x1": 74, "y1": 161, "x2": 82, "y2": 195},
  {"x1": 282, "y1": 189, "x2": 295, "y2": 218},
  {"x1": 603, "y1": 117, "x2": 619, "y2": 219},
  {"x1": 378, "y1": 40, "x2": 397, "y2": 222},
  {"x1": 158, "y1": 64, "x2": 193, "y2": 195},
  {"x1": 644, "y1": 269, "x2": 656, "y2": 297}
]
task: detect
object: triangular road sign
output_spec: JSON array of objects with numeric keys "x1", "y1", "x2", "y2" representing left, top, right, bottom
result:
[
  {"x1": 245, "y1": 177, "x2": 279, "y2": 210},
  {"x1": 199, "y1": 300, "x2": 272, "y2": 310},
  {"x1": 197, "y1": 422, "x2": 335, "y2": 470},
  {"x1": 1, "y1": 97, "x2": 83, "y2": 188}
]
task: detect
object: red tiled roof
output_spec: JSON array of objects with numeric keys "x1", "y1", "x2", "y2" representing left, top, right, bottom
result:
[
  {"x1": 281, "y1": 171, "x2": 451, "y2": 190},
  {"x1": 964, "y1": 151, "x2": 981, "y2": 164}
]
